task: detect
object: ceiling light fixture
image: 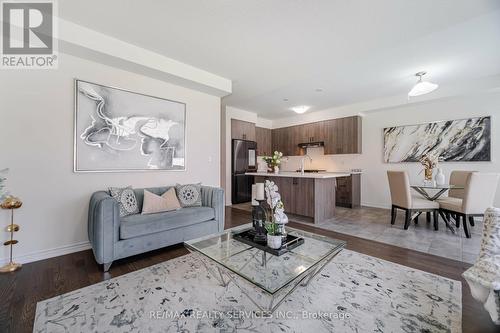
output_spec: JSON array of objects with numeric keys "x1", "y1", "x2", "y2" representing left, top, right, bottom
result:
[
  {"x1": 408, "y1": 71, "x2": 438, "y2": 98},
  {"x1": 290, "y1": 105, "x2": 310, "y2": 114}
]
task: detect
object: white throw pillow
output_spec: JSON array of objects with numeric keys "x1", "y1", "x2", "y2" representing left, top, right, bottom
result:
[{"x1": 141, "y1": 188, "x2": 181, "y2": 214}]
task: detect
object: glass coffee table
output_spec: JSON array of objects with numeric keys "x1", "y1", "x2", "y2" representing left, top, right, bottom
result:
[{"x1": 184, "y1": 224, "x2": 346, "y2": 314}]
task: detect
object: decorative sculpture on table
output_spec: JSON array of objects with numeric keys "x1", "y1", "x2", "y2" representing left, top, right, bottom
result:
[
  {"x1": 264, "y1": 180, "x2": 288, "y2": 249},
  {"x1": 251, "y1": 183, "x2": 267, "y2": 244},
  {"x1": 251, "y1": 181, "x2": 289, "y2": 249},
  {"x1": 419, "y1": 154, "x2": 438, "y2": 184}
]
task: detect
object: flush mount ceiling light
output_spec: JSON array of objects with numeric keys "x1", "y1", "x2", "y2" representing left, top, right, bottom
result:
[
  {"x1": 408, "y1": 71, "x2": 438, "y2": 97},
  {"x1": 290, "y1": 105, "x2": 310, "y2": 114}
]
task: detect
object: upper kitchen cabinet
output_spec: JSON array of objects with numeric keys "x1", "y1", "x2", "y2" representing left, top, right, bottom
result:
[
  {"x1": 324, "y1": 116, "x2": 362, "y2": 154},
  {"x1": 270, "y1": 116, "x2": 361, "y2": 156},
  {"x1": 231, "y1": 119, "x2": 256, "y2": 141},
  {"x1": 298, "y1": 122, "x2": 326, "y2": 144},
  {"x1": 256, "y1": 127, "x2": 272, "y2": 156},
  {"x1": 272, "y1": 127, "x2": 292, "y2": 156}
]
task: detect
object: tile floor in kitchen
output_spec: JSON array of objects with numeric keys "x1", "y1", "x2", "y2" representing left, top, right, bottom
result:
[{"x1": 231, "y1": 203, "x2": 482, "y2": 264}]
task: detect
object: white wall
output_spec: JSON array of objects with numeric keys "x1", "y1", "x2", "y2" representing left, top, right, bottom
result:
[
  {"x1": 0, "y1": 53, "x2": 221, "y2": 264},
  {"x1": 276, "y1": 92, "x2": 500, "y2": 208}
]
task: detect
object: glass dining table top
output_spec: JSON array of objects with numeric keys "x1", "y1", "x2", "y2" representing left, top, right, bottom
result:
[
  {"x1": 184, "y1": 224, "x2": 346, "y2": 294},
  {"x1": 410, "y1": 184, "x2": 464, "y2": 189}
]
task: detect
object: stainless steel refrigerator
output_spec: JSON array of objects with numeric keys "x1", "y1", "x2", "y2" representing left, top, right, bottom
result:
[{"x1": 231, "y1": 139, "x2": 257, "y2": 204}]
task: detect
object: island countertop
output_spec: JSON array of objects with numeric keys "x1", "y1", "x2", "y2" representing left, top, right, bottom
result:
[{"x1": 245, "y1": 171, "x2": 352, "y2": 179}]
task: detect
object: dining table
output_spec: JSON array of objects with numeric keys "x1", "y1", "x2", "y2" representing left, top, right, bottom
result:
[{"x1": 410, "y1": 183, "x2": 464, "y2": 233}]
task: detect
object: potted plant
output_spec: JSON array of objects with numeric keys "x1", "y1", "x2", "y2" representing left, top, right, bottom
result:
[
  {"x1": 262, "y1": 151, "x2": 283, "y2": 174},
  {"x1": 263, "y1": 180, "x2": 288, "y2": 249}
]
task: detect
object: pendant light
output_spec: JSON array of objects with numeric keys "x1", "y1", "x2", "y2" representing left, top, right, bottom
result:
[{"x1": 408, "y1": 71, "x2": 438, "y2": 97}]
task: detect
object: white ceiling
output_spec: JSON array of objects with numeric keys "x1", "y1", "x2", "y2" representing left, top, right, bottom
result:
[{"x1": 60, "y1": 0, "x2": 500, "y2": 119}]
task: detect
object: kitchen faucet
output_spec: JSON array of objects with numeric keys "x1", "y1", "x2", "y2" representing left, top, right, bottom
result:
[{"x1": 300, "y1": 155, "x2": 313, "y2": 174}]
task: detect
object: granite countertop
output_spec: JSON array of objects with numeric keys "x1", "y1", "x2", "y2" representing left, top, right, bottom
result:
[{"x1": 245, "y1": 171, "x2": 353, "y2": 179}]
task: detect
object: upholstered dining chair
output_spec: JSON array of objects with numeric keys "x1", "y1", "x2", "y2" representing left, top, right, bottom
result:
[
  {"x1": 449, "y1": 170, "x2": 475, "y2": 199},
  {"x1": 447, "y1": 170, "x2": 475, "y2": 226},
  {"x1": 437, "y1": 172, "x2": 500, "y2": 238},
  {"x1": 387, "y1": 171, "x2": 439, "y2": 230}
]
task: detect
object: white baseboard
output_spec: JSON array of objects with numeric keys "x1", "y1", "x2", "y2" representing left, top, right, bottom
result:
[{"x1": 0, "y1": 241, "x2": 91, "y2": 265}]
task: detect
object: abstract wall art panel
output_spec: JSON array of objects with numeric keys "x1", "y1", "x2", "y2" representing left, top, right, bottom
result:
[
  {"x1": 74, "y1": 80, "x2": 186, "y2": 172},
  {"x1": 383, "y1": 116, "x2": 491, "y2": 163}
]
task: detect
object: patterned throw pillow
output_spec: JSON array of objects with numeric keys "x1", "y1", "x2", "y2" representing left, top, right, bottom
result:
[
  {"x1": 109, "y1": 186, "x2": 139, "y2": 217},
  {"x1": 175, "y1": 183, "x2": 202, "y2": 207}
]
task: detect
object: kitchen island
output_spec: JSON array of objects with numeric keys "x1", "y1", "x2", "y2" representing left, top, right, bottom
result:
[{"x1": 246, "y1": 171, "x2": 355, "y2": 224}]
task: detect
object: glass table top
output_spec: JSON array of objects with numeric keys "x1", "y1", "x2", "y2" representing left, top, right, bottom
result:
[
  {"x1": 410, "y1": 184, "x2": 464, "y2": 189},
  {"x1": 184, "y1": 224, "x2": 346, "y2": 294}
]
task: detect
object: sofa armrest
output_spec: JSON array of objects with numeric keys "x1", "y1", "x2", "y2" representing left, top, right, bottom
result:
[
  {"x1": 201, "y1": 186, "x2": 225, "y2": 232},
  {"x1": 88, "y1": 191, "x2": 120, "y2": 264}
]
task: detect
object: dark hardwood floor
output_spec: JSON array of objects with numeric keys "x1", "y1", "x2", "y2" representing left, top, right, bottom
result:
[{"x1": 1, "y1": 207, "x2": 498, "y2": 332}]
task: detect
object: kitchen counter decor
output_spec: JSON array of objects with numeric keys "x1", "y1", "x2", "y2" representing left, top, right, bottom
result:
[{"x1": 262, "y1": 151, "x2": 284, "y2": 173}]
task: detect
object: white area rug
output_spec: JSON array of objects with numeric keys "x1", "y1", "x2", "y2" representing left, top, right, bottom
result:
[{"x1": 33, "y1": 250, "x2": 462, "y2": 333}]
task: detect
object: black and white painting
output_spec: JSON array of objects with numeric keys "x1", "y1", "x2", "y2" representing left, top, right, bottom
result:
[
  {"x1": 383, "y1": 116, "x2": 491, "y2": 163},
  {"x1": 74, "y1": 80, "x2": 186, "y2": 172}
]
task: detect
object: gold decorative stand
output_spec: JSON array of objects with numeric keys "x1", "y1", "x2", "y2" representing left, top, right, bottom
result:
[{"x1": 0, "y1": 196, "x2": 22, "y2": 273}]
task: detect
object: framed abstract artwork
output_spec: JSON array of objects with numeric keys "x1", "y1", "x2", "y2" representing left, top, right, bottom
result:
[
  {"x1": 74, "y1": 79, "x2": 186, "y2": 172},
  {"x1": 383, "y1": 116, "x2": 491, "y2": 163}
]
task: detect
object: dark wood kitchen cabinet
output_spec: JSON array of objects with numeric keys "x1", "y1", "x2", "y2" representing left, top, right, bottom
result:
[
  {"x1": 290, "y1": 177, "x2": 315, "y2": 216},
  {"x1": 271, "y1": 127, "x2": 293, "y2": 156},
  {"x1": 270, "y1": 115, "x2": 361, "y2": 156},
  {"x1": 299, "y1": 122, "x2": 326, "y2": 144},
  {"x1": 256, "y1": 127, "x2": 272, "y2": 156},
  {"x1": 255, "y1": 175, "x2": 337, "y2": 223},
  {"x1": 324, "y1": 116, "x2": 362, "y2": 154},
  {"x1": 231, "y1": 119, "x2": 256, "y2": 141},
  {"x1": 335, "y1": 174, "x2": 361, "y2": 208}
]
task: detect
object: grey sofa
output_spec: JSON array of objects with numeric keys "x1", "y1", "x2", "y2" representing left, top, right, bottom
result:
[{"x1": 88, "y1": 185, "x2": 224, "y2": 271}]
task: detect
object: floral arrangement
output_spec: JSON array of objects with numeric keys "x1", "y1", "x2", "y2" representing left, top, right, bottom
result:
[
  {"x1": 262, "y1": 151, "x2": 283, "y2": 170},
  {"x1": 419, "y1": 154, "x2": 438, "y2": 180},
  {"x1": 263, "y1": 180, "x2": 288, "y2": 236},
  {"x1": 0, "y1": 168, "x2": 8, "y2": 201}
]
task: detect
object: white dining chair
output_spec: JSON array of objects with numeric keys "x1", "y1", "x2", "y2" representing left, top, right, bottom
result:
[
  {"x1": 437, "y1": 172, "x2": 499, "y2": 238},
  {"x1": 387, "y1": 171, "x2": 439, "y2": 230},
  {"x1": 447, "y1": 170, "x2": 475, "y2": 226}
]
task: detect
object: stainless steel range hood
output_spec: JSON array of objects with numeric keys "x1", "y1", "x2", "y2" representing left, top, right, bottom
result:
[{"x1": 298, "y1": 141, "x2": 324, "y2": 148}]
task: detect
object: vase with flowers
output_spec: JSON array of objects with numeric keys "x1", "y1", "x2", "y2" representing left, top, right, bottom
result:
[
  {"x1": 419, "y1": 154, "x2": 438, "y2": 184},
  {"x1": 263, "y1": 180, "x2": 288, "y2": 249},
  {"x1": 263, "y1": 151, "x2": 284, "y2": 174}
]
